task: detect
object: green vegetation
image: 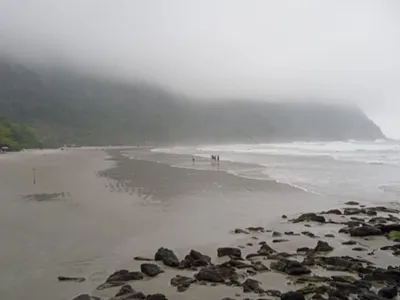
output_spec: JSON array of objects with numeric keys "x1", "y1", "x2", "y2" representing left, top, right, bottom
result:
[
  {"x1": 388, "y1": 231, "x2": 400, "y2": 240},
  {"x1": 0, "y1": 117, "x2": 42, "y2": 150}
]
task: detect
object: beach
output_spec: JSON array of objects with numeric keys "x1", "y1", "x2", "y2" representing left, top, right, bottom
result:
[{"x1": 0, "y1": 147, "x2": 399, "y2": 300}]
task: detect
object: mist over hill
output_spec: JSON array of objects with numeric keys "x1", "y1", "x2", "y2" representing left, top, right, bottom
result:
[{"x1": 0, "y1": 60, "x2": 384, "y2": 147}]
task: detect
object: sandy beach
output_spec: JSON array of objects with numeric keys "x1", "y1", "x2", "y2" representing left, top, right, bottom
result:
[{"x1": 0, "y1": 148, "x2": 399, "y2": 300}]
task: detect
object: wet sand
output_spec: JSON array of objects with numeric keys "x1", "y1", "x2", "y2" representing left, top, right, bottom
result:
[{"x1": 0, "y1": 148, "x2": 374, "y2": 300}]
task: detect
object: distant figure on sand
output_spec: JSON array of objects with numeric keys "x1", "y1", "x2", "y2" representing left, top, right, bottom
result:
[
  {"x1": 217, "y1": 155, "x2": 220, "y2": 162},
  {"x1": 192, "y1": 156, "x2": 195, "y2": 164}
]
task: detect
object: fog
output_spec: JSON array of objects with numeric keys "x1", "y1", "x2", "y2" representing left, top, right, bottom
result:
[{"x1": 0, "y1": 0, "x2": 399, "y2": 137}]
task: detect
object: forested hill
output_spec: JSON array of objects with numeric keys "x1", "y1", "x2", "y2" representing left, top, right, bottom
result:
[
  {"x1": 0, "y1": 60, "x2": 384, "y2": 147},
  {"x1": 0, "y1": 117, "x2": 42, "y2": 150}
]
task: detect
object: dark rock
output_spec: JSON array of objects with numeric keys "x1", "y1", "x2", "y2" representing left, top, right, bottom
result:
[
  {"x1": 322, "y1": 209, "x2": 342, "y2": 215},
  {"x1": 378, "y1": 285, "x2": 398, "y2": 299},
  {"x1": 243, "y1": 278, "x2": 263, "y2": 293},
  {"x1": 282, "y1": 215, "x2": 288, "y2": 219},
  {"x1": 134, "y1": 256, "x2": 153, "y2": 261},
  {"x1": 301, "y1": 231, "x2": 316, "y2": 238},
  {"x1": 331, "y1": 275, "x2": 356, "y2": 283},
  {"x1": 380, "y1": 224, "x2": 400, "y2": 233},
  {"x1": 281, "y1": 291, "x2": 305, "y2": 300},
  {"x1": 234, "y1": 228, "x2": 249, "y2": 234},
  {"x1": 285, "y1": 231, "x2": 296, "y2": 236},
  {"x1": 96, "y1": 269, "x2": 144, "y2": 290},
  {"x1": 58, "y1": 276, "x2": 85, "y2": 282},
  {"x1": 325, "y1": 234, "x2": 335, "y2": 238},
  {"x1": 368, "y1": 217, "x2": 388, "y2": 224},
  {"x1": 352, "y1": 247, "x2": 367, "y2": 252},
  {"x1": 115, "y1": 285, "x2": 134, "y2": 297},
  {"x1": 217, "y1": 247, "x2": 242, "y2": 259},
  {"x1": 257, "y1": 244, "x2": 276, "y2": 256},
  {"x1": 295, "y1": 275, "x2": 331, "y2": 284},
  {"x1": 195, "y1": 265, "x2": 237, "y2": 283},
  {"x1": 222, "y1": 259, "x2": 253, "y2": 269},
  {"x1": 359, "y1": 291, "x2": 387, "y2": 300},
  {"x1": 349, "y1": 226, "x2": 383, "y2": 237},
  {"x1": 140, "y1": 264, "x2": 163, "y2": 277},
  {"x1": 294, "y1": 213, "x2": 326, "y2": 223},
  {"x1": 330, "y1": 281, "x2": 359, "y2": 292},
  {"x1": 154, "y1": 248, "x2": 180, "y2": 267},
  {"x1": 170, "y1": 275, "x2": 196, "y2": 286},
  {"x1": 302, "y1": 255, "x2": 316, "y2": 266},
  {"x1": 297, "y1": 247, "x2": 313, "y2": 253},
  {"x1": 271, "y1": 259, "x2": 311, "y2": 275},
  {"x1": 267, "y1": 252, "x2": 293, "y2": 260},
  {"x1": 252, "y1": 261, "x2": 269, "y2": 272},
  {"x1": 345, "y1": 201, "x2": 359, "y2": 206},
  {"x1": 180, "y1": 249, "x2": 211, "y2": 268},
  {"x1": 246, "y1": 243, "x2": 253, "y2": 246},
  {"x1": 177, "y1": 283, "x2": 191, "y2": 292},
  {"x1": 246, "y1": 253, "x2": 262, "y2": 259},
  {"x1": 247, "y1": 226, "x2": 265, "y2": 232},
  {"x1": 273, "y1": 231, "x2": 282, "y2": 237},
  {"x1": 342, "y1": 240, "x2": 357, "y2": 245},
  {"x1": 315, "y1": 241, "x2": 334, "y2": 252},
  {"x1": 380, "y1": 244, "x2": 400, "y2": 251},
  {"x1": 363, "y1": 268, "x2": 400, "y2": 284},
  {"x1": 146, "y1": 294, "x2": 167, "y2": 300},
  {"x1": 344, "y1": 208, "x2": 364, "y2": 215},
  {"x1": 273, "y1": 239, "x2": 289, "y2": 243}
]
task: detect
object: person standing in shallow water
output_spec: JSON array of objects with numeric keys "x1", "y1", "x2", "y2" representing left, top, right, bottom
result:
[
  {"x1": 217, "y1": 154, "x2": 220, "y2": 162},
  {"x1": 192, "y1": 156, "x2": 195, "y2": 165}
]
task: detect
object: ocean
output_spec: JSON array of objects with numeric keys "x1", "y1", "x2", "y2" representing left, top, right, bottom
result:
[{"x1": 151, "y1": 140, "x2": 400, "y2": 203}]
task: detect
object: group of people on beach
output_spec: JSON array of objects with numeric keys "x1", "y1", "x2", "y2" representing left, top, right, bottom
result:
[{"x1": 191, "y1": 154, "x2": 220, "y2": 164}]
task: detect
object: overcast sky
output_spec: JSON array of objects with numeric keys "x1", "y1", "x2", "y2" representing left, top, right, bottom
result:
[{"x1": 0, "y1": 0, "x2": 399, "y2": 137}]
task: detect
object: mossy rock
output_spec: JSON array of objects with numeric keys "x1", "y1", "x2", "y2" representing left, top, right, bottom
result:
[{"x1": 387, "y1": 231, "x2": 400, "y2": 240}]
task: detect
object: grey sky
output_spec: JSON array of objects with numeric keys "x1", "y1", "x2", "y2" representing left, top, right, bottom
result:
[{"x1": 0, "y1": 0, "x2": 399, "y2": 137}]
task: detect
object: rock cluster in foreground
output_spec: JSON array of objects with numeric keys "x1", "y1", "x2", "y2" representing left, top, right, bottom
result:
[{"x1": 71, "y1": 203, "x2": 400, "y2": 300}]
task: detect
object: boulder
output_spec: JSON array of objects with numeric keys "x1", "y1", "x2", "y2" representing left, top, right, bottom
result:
[
  {"x1": 293, "y1": 213, "x2": 326, "y2": 223},
  {"x1": 140, "y1": 264, "x2": 164, "y2": 277},
  {"x1": 257, "y1": 243, "x2": 277, "y2": 256},
  {"x1": 281, "y1": 291, "x2": 305, "y2": 300},
  {"x1": 115, "y1": 285, "x2": 134, "y2": 297},
  {"x1": 314, "y1": 241, "x2": 334, "y2": 252},
  {"x1": 146, "y1": 294, "x2": 167, "y2": 300},
  {"x1": 170, "y1": 275, "x2": 196, "y2": 286},
  {"x1": 96, "y1": 270, "x2": 144, "y2": 290},
  {"x1": 378, "y1": 285, "x2": 398, "y2": 299},
  {"x1": 242, "y1": 278, "x2": 263, "y2": 293},
  {"x1": 217, "y1": 247, "x2": 242, "y2": 259},
  {"x1": 195, "y1": 266, "x2": 233, "y2": 283},
  {"x1": 273, "y1": 231, "x2": 282, "y2": 237},
  {"x1": 271, "y1": 259, "x2": 311, "y2": 275},
  {"x1": 180, "y1": 250, "x2": 211, "y2": 268},
  {"x1": 349, "y1": 226, "x2": 383, "y2": 237},
  {"x1": 154, "y1": 248, "x2": 180, "y2": 267}
]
